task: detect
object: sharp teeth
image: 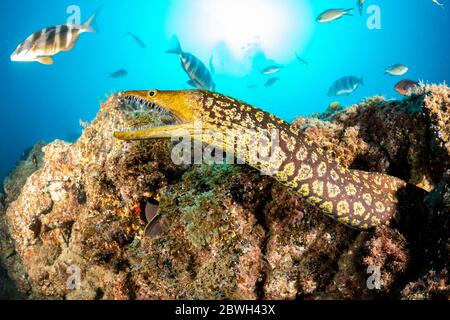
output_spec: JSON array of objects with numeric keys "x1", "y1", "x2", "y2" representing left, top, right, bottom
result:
[{"x1": 119, "y1": 96, "x2": 176, "y2": 123}]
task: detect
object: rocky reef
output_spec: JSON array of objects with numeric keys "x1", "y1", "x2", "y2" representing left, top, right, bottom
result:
[{"x1": 0, "y1": 85, "x2": 448, "y2": 300}]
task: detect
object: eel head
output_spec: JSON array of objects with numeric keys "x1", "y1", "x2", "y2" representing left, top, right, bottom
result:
[{"x1": 114, "y1": 89, "x2": 213, "y2": 140}]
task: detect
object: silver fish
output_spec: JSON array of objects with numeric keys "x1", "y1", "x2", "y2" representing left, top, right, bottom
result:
[
  {"x1": 432, "y1": 0, "x2": 445, "y2": 9},
  {"x1": 317, "y1": 8, "x2": 354, "y2": 23},
  {"x1": 260, "y1": 65, "x2": 283, "y2": 75},
  {"x1": 126, "y1": 32, "x2": 146, "y2": 48},
  {"x1": 384, "y1": 64, "x2": 408, "y2": 76},
  {"x1": 109, "y1": 69, "x2": 128, "y2": 78},
  {"x1": 11, "y1": 7, "x2": 101, "y2": 65},
  {"x1": 79, "y1": 119, "x2": 90, "y2": 129},
  {"x1": 328, "y1": 76, "x2": 363, "y2": 96},
  {"x1": 265, "y1": 77, "x2": 280, "y2": 87},
  {"x1": 167, "y1": 35, "x2": 215, "y2": 91}
]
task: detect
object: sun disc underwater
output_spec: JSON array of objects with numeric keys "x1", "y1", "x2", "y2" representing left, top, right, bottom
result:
[{"x1": 166, "y1": 0, "x2": 314, "y2": 75}]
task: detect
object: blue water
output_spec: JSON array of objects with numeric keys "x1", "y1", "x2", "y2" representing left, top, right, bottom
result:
[{"x1": 1, "y1": 0, "x2": 449, "y2": 183}]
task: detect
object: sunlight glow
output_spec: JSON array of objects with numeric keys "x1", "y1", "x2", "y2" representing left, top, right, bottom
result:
[{"x1": 167, "y1": 0, "x2": 313, "y2": 75}]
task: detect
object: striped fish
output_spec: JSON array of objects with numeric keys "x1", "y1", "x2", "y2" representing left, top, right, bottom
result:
[
  {"x1": 10, "y1": 8, "x2": 100, "y2": 65},
  {"x1": 167, "y1": 35, "x2": 215, "y2": 91},
  {"x1": 328, "y1": 76, "x2": 363, "y2": 96}
]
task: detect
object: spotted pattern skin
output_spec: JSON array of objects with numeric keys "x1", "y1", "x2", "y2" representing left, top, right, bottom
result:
[{"x1": 115, "y1": 90, "x2": 413, "y2": 230}]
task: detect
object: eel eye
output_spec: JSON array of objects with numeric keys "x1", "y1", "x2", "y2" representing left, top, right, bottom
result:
[{"x1": 148, "y1": 90, "x2": 157, "y2": 97}]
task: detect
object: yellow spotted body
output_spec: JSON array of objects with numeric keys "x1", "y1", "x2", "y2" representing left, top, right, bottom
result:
[{"x1": 114, "y1": 90, "x2": 412, "y2": 230}]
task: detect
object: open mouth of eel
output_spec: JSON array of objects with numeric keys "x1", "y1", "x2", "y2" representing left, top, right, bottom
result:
[
  {"x1": 119, "y1": 93, "x2": 180, "y2": 124},
  {"x1": 114, "y1": 93, "x2": 182, "y2": 140}
]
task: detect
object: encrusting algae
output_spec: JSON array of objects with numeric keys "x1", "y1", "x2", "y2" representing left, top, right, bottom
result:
[{"x1": 0, "y1": 84, "x2": 448, "y2": 300}]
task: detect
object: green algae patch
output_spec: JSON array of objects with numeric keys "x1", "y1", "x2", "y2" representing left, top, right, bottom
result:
[
  {"x1": 181, "y1": 191, "x2": 221, "y2": 248},
  {"x1": 179, "y1": 165, "x2": 242, "y2": 248}
]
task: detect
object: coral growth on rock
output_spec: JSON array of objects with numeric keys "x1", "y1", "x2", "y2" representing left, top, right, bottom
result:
[
  {"x1": 0, "y1": 85, "x2": 448, "y2": 300},
  {"x1": 0, "y1": 193, "x2": 31, "y2": 299}
]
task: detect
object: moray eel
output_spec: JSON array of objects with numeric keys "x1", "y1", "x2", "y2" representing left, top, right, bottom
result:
[{"x1": 114, "y1": 89, "x2": 420, "y2": 230}]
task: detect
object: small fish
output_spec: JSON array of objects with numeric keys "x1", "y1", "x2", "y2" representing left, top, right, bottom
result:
[
  {"x1": 394, "y1": 79, "x2": 420, "y2": 96},
  {"x1": 328, "y1": 101, "x2": 343, "y2": 112},
  {"x1": 247, "y1": 84, "x2": 258, "y2": 89},
  {"x1": 317, "y1": 8, "x2": 354, "y2": 23},
  {"x1": 260, "y1": 65, "x2": 283, "y2": 75},
  {"x1": 31, "y1": 154, "x2": 38, "y2": 169},
  {"x1": 295, "y1": 53, "x2": 309, "y2": 66},
  {"x1": 109, "y1": 69, "x2": 128, "y2": 78},
  {"x1": 167, "y1": 35, "x2": 216, "y2": 91},
  {"x1": 265, "y1": 77, "x2": 280, "y2": 87},
  {"x1": 432, "y1": 0, "x2": 445, "y2": 9},
  {"x1": 384, "y1": 64, "x2": 408, "y2": 76},
  {"x1": 209, "y1": 55, "x2": 216, "y2": 75},
  {"x1": 10, "y1": 6, "x2": 102, "y2": 65},
  {"x1": 328, "y1": 76, "x2": 363, "y2": 96},
  {"x1": 79, "y1": 119, "x2": 90, "y2": 129},
  {"x1": 357, "y1": 0, "x2": 365, "y2": 16},
  {"x1": 125, "y1": 32, "x2": 146, "y2": 48},
  {"x1": 0, "y1": 247, "x2": 16, "y2": 259}
]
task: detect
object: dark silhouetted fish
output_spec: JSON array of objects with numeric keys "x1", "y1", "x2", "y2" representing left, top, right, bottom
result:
[
  {"x1": 358, "y1": 0, "x2": 365, "y2": 16},
  {"x1": 126, "y1": 32, "x2": 146, "y2": 48},
  {"x1": 10, "y1": 6, "x2": 102, "y2": 65},
  {"x1": 394, "y1": 79, "x2": 420, "y2": 96},
  {"x1": 167, "y1": 35, "x2": 215, "y2": 91},
  {"x1": 295, "y1": 53, "x2": 309, "y2": 66},
  {"x1": 328, "y1": 76, "x2": 363, "y2": 96},
  {"x1": 109, "y1": 69, "x2": 128, "y2": 78},
  {"x1": 265, "y1": 77, "x2": 280, "y2": 87},
  {"x1": 317, "y1": 8, "x2": 354, "y2": 23},
  {"x1": 32, "y1": 154, "x2": 38, "y2": 169}
]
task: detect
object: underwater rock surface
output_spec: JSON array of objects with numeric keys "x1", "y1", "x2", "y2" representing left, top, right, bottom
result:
[
  {"x1": 1, "y1": 85, "x2": 449, "y2": 300},
  {"x1": 3, "y1": 142, "x2": 45, "y2": 204}
]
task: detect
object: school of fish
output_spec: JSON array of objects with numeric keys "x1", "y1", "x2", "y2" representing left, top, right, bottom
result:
[{"x1": 10, "y1": 2, "x2": 440, "y2": 101}]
